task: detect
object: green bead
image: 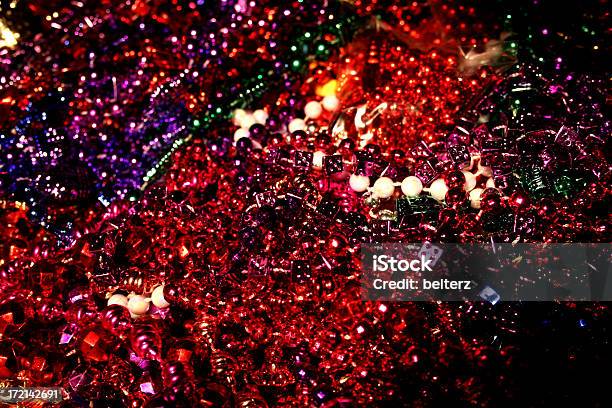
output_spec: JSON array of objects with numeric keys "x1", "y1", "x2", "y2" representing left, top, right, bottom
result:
[
  {"x1": 315, "y1": 41, "x2": 331, "y2": 59},
  {"x1": 520, "y1": 166, "x2": 549, "y2": 198},
  {"x1": 554, "y1": 174, "x2": 573, "y2": 196},
  {"x1": 290, "y1": 59, "x2": 303, "y2": 72},
  {"x1": 553, "y1": 169, "x2": 586, "y2": 197},
  {"x1": 127, "y1": 190, "x2": 140, "y2": 202}
]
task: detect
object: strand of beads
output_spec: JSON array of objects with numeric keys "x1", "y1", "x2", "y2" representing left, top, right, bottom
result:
[
  {"x1": 350, "y1": 155, "x2": 496, "y2": 209},
  {"x1": 227, "y1": 97, "x2": 498, "y2": 221},
  {"x1": 287, "y1": 94, "x2": 341, "y2": 134},
  {"x1": 107, "y1": 284, "x2": 173, "y2": 318}
]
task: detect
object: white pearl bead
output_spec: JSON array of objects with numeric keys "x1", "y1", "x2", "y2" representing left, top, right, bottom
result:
[
  {"x1": 151, "y1": 285, "x2": 170, "y2": 308},
  {"x1": 400, "y1": 176, "x2": 423, "y2": 197},
  {"x1": 253, "y1": 109, "x2": 268, "y2": 124},
  {"x1": 233, "y1": 127, "x2": 250, "y2": 142},
  {"x1": 313, "y1": 151, "x2": 325, "y2": 169},
  {"x1": 349, "y1": 174, "x2": 370, "y2": 192},
  {"x1": 372, "y1": 177, "x2": 395, "y2": 199},
  {"x1": 429, "y1": 178, "x2": 448, "y2": 202},
  {"x1": 304, "y1": 101, "x2": 323, "y2": 119},
  {"x1": 478, "y1": 164, "x2": 493, "y2": 177},
  {"x1": 288, "y1": 118, "x2": 306, "y2": 133},
  {"x1": 238, "y1": 113, "x2": 256, "y2": 130},
  {"x1": 486, "y1": 177, "x2": 496, "y2": 188},
  {"x1": 127, "y1": 295, "x2": 150, "y2": 316},
  {"x1": 469, "y1": 188, "x2": 484, "y2": 209},
  {"x1": 232, "y1": 109, "x2": 247, "y2": 126},
  {"x1": 462, "y1": 171, "x2": 477, "y2": 191},
  {"x1": 321, "y1": 95, "x2": 339, "y2": 112},
  {"x1": 107, "y1": 293, "x2": 128, "y2": 308}
]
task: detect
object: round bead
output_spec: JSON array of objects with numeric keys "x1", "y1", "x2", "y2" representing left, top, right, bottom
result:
[
  {"x1": 232, "y1": 109, "x2": 247, "y2": 126},
  {"x1": 253, "y1": 109, "x2": 268, "y2": 124},
  {"x1": 304, "y1": 101, "x2": 323, "y2": 119},
  {"x1": 401, "y1": 176, "x2": 423, "y2": 197},
  {"x1": 235, "y1": 137, "x2": 253, "y2": 153},
  {"x1": 486, "y1": 177, "x2": 496, "y2": 188},
  {"x1": 321, "y1": 95, "x2": 339, "y2": 112},
  {"x1": 233, "y1": 127, "x2": 250, "y2": 142},
  {"x1": 248, "y1": 123, "x2": 267, "y2": 139},
  {"x1": 478, "y1": 164, "x2": 493, "y2": 177},
  {"x1": 313, "y1": 151, "x2": 325, "y2": 169},
  {"x1": 238, "y1": 113, "x2": 256, "y2": 130},
  {"x1": 462, "y1": 171, "x2": 477, "y2": 191},
  {"x1": 364, "y1": 143, "x2": 381, "y2": 156},
  {"x1": 510, "y1": 192, "x2": 529, "y2": 209},
  {"x1": 372, "y1": 177, "x2": 395, "y2": 199},
  {"x1": 127, "y1": 295, "x2": 150, "y2": 316},
  {"x1": 429, "y1": 178, "x2": 449, "y2": 202},
  {"x1": 469, "y1": 188, "x2": 484, "y2": 209},
  {"x1": 480, "y1": 188, "x2": 503, "y2": 213},
  {"x1": 151, "y1": 285, "x2": 170, "y2": 308},
  {"x1": 349, "y1": 174, "x2": 370, "y2": 193},
  {"x1": 445, "y1": 171, "x2": 465, "y2": 189},
  {"x1": 107, "y1": 293, "x2": 128, "y2": 308},
  {"x1": 288, "y1": 118, "x2": 306, "y2": 133},
  {"x1": 338, "y1": 138, "x2": 355, "y2": 152},
  {"x1": 445, "y1": 188, "x2": 467, "y2": 207}
]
